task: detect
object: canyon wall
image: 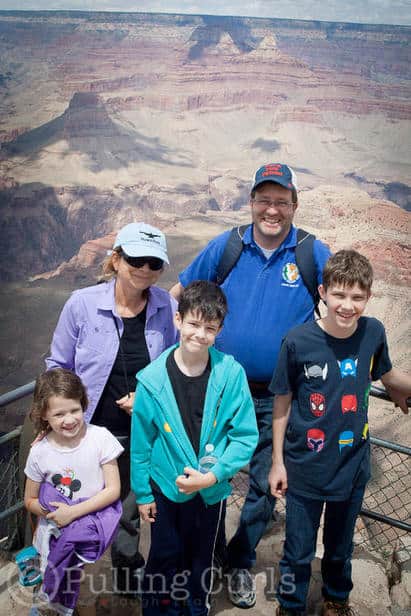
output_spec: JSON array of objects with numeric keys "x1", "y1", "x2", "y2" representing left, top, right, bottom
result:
[
  {"x1": 0, "y1": 11, "x2": 409, "y2": 280},
  {"x1": 0, "y1": 11, "x2": 409, "y2": 398}
]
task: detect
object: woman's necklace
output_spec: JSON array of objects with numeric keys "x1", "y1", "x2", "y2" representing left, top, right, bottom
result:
[{"x1": 116, "y1": 295, "x2": 147, "y2": 318}]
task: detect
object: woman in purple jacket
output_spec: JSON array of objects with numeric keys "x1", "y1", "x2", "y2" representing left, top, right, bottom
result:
[{"x1": 46, "y1": 221, "x2": 178, "y2": 594}]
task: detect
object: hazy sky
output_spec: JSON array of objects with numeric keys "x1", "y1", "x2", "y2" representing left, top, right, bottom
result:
[{"x1": 0, "y1": 1, "x2": 410, "y2": 26}]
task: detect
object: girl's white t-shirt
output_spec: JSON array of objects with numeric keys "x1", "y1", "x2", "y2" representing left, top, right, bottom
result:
[
  {"x1": 24, "y1": 424, "x2": 124, "y2": 570},
  {"x1": 24, "y1": 424, "x2": 124, "y2": 500}
]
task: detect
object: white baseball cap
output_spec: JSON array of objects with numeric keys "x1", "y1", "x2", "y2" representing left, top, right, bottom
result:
[{"x1": 113, "y1": 222, "x2": 169, "y2": 264}]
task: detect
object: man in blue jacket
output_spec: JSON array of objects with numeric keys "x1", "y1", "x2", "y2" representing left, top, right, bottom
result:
[
  {"x1": 131, "y1": 281, "x2": 258, "y2": 616},
  {"x1": 170, "y1": 164, "x2": 331, "y2": 608}
]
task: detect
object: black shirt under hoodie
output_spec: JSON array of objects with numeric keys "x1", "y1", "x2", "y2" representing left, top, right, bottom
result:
[{"x1": 166, "y1": 350, "x2": 211, "y2": 456}]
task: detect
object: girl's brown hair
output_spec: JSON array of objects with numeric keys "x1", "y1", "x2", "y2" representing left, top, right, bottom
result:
[{"x1": 30, "y1": 369, "x2": 88, "y2": 435}]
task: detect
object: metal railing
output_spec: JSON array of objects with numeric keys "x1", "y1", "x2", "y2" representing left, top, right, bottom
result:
[
  {"x1": 0, "y1": 381, "x2": 35, "y2": 408},
  {"x1": 1, "y1": 382, "x2": 410, "y2": 555},
  {"x1": 363, "y1": 434, "x2": 411, "y2": 535},
  {"x1": 228, "y1": 385, "x2": 411, "y2": 556}
]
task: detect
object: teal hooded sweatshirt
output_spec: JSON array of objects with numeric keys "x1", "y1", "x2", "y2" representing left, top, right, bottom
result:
[{"x1": 130, "y1": 345, "x2": 258, "y2": 506}]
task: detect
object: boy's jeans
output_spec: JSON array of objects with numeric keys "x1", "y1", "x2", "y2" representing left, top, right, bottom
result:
[
  {"x1": 227, "y1": 396, "x2": 275, "y2": 568},
  {"x1": 277, "y1": 486, "x2": 365, "y2": 612}
]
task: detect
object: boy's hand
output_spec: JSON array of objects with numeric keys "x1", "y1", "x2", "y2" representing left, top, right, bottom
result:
[
  {"x1": 138, "y1": 502, "x2": 157, "y2": 523},
  {"x1": 381, "y1": 369, "x2": 411, "y2": 415},
  {"x1": 384, "y1": 385, "x2": 410, "y2": 415},
  {"x1": 269, "y1": 463, "x2": 288, "y2": 498},
  {"x1": 176, "y1": 467, "x2": 217, "y2": 494},
  {"x1": 116, "y1": 392, "x2": 135, "y2": 415},
  {"x1": 46, "y1": 502, "x2": 76, "y2": 527}
]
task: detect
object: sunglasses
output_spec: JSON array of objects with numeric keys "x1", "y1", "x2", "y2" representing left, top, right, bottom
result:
[{"x1": 122, "y1": 253, "x2": 164, "y2": 271}]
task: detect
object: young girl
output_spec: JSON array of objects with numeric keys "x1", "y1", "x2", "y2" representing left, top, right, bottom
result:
[{"x1": 24, "y1": 368, "x2": 124, "y2": 616}]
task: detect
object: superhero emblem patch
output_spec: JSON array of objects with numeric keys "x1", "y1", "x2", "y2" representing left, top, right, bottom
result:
[
  {"x1": 310, "y1": 392, "x2": 326, "y2": 417},
  {"x1": 338, "y1": 358, "x2": 358, "y2": 378},
  {"x1": 307, "y1": 428, "x2": 325, "y2": 452},
  {"x1": 339, "y1": 431, "x2": 354, "y2": 452},
  {"x1": 304, "y1": 363, "x2": 328, "y2": 380},
  {"x1": 341, "y1": 394, "x2": 358, "y2": 414}
]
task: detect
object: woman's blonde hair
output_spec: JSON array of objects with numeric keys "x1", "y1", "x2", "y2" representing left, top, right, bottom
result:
[{"x1": 98, "y1": 247, "x2": 121, "y2": 282}]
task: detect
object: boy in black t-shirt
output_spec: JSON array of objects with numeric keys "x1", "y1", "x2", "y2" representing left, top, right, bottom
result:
[
  {"x1": 268, "y1": 250, "x2": 410, "y2": 616},
  {"x1": 131, "y1": 281, "x2": 258, "y2": 616}
]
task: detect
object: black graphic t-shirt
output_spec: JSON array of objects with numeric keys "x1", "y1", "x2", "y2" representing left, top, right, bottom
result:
[{"x1": 269, "y1": 317, "x2": 392, "y2": 500}]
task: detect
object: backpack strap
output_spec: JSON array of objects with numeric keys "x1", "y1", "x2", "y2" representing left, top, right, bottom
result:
[
  {"x1": 215, "y1": 224, "x2": 249, "y2": 285},
  {"x1": 295, "y1": 228, "x2": 320, "y2": 316},
  {"x1": 216, "y1": 224, "x2": 320, "y2": 316}
]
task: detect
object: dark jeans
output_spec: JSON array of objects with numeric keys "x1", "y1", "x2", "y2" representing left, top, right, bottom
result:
[
  {"x1": 111, "y1": 439, "x2": 145, "y2": 579},
  {"x1": 277, "y1": 486, "x2": 365, "y2": 612},
  {"x1": 227, "y1": 396, "x2": 275, "y2": 569},
  {"x1": 142, "y1": 492, "x2": 224, "y2": 616}
]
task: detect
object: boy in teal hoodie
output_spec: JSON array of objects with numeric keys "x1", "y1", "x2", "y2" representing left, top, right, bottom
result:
[{"x1": 131, "y1": 280, "x2": 258, "y2": 616}]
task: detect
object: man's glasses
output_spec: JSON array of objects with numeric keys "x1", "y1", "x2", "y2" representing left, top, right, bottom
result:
[
  {"x1": 121, "y1": 253, "x2": 164, "y2": 271},
  {"x1": 252, "y1": 198, "x2": 293, "y2": 209}
]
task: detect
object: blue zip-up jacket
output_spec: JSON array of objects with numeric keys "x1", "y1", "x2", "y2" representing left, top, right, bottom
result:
[{"x1": 131, "y1": 345, "x2": 258, "y2": 506}]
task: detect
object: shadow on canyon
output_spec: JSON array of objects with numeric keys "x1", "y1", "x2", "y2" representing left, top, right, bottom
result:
[{"x1": 2, "y1": 92, "x2": 193, "y2": 172}]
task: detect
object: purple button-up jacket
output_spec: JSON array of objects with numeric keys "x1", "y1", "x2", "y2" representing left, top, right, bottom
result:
[{"x1": 46, "y1": 279, "x2": 178, "y2": 422}]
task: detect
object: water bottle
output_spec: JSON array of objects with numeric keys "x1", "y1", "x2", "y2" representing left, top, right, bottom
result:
[{"x1": 198, "y1": 443, "x2": 218, "y2": 474}]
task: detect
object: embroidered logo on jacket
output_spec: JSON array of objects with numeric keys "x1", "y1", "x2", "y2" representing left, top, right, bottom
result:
[{"x1": 282, "y1": 263, "x2": 300, "y2": 284}]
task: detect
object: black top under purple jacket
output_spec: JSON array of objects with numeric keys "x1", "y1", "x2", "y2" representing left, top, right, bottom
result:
[{"x1": 270, "y1": 317, "x2": 392, "y2": 501}]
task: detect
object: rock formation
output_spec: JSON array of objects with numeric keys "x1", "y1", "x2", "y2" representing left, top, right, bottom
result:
[{"x1": 0, "y1": 9, "x2": 409, "y2": 393}]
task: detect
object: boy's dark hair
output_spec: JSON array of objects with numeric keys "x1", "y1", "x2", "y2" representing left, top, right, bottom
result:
[
  {"x1": 178, "y1": 280, "x2": 228, "y2": 324},
  {"x1": 322, "y1": 249, "x2": 373, "y2": 293},
  {"x1": 30, "y1": 368, "x2": 88, "y2": 435}
]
